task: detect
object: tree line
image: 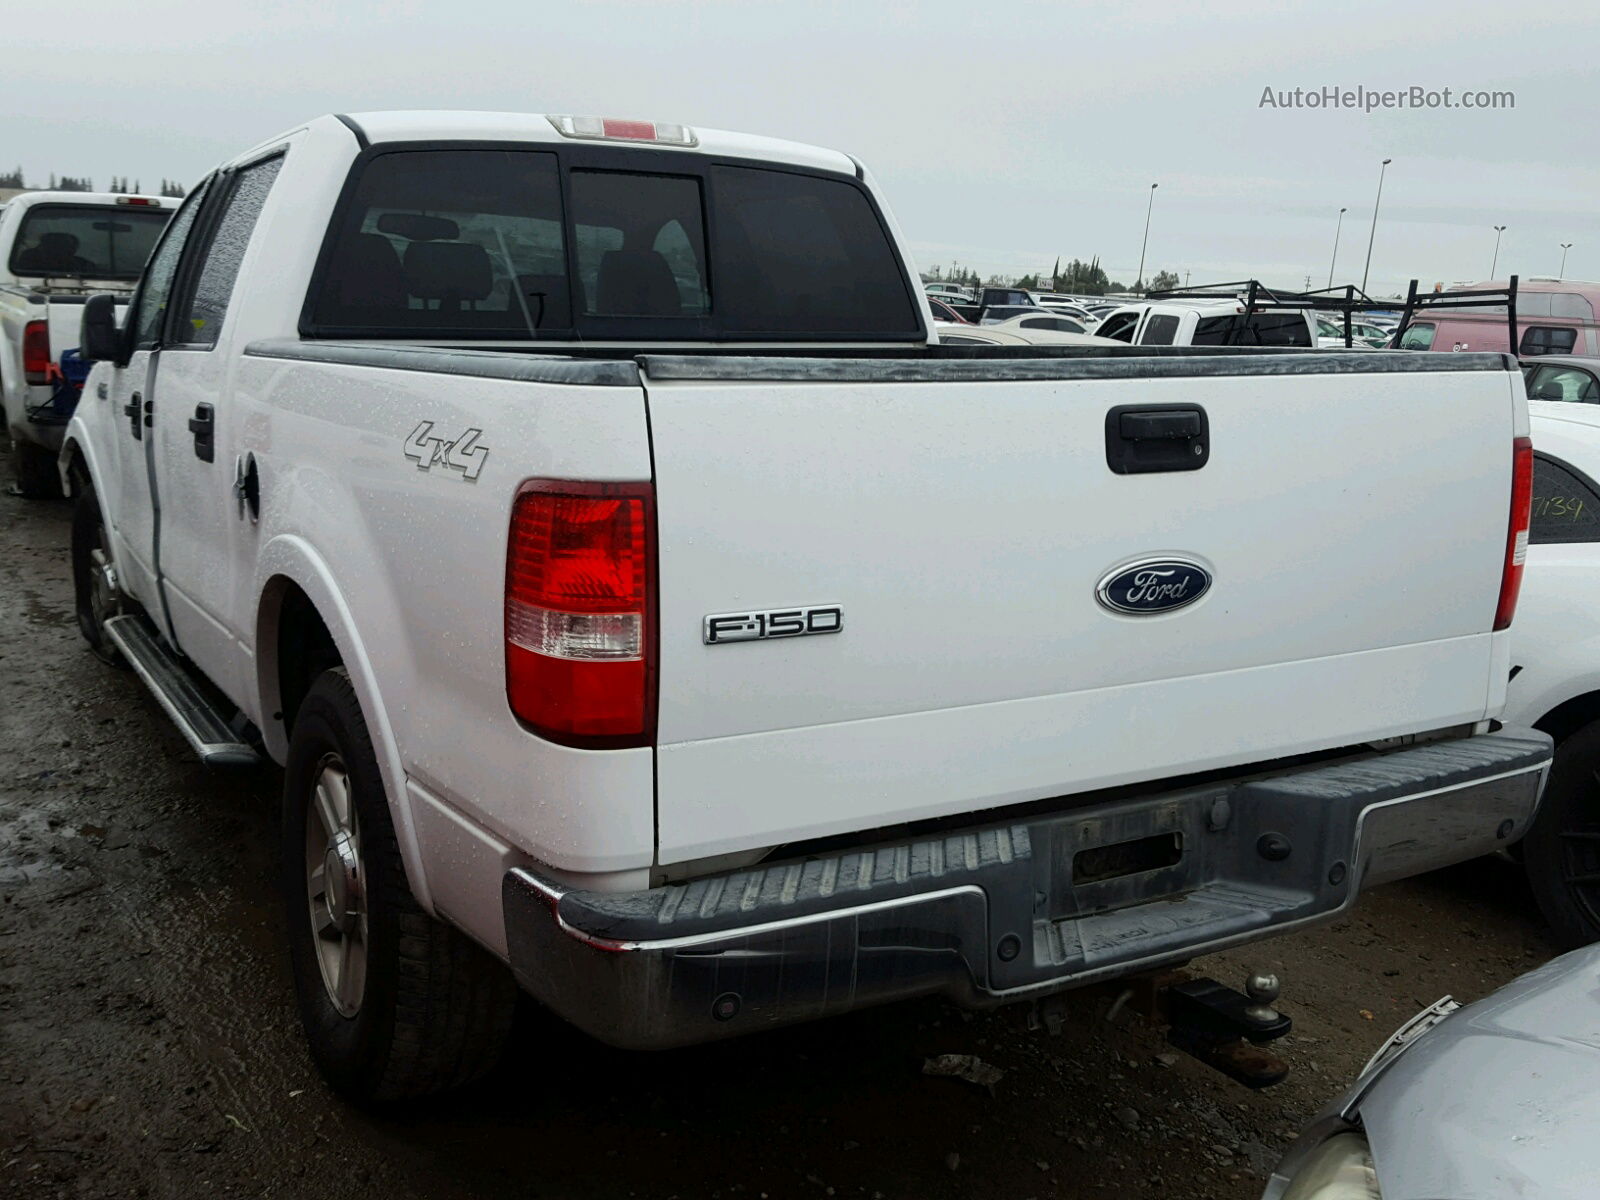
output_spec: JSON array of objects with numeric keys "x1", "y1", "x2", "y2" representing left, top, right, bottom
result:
[
  {"x1": 924, "y1": 255, "x2": 1181, "y2": 295},
  {"x1": 0, "y1": 166, "x2": 186, "y2": 197}
]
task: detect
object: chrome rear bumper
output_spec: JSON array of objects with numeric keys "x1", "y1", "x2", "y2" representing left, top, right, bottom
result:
[{"x1": 503, "y1": 727, "x2": 1550, "y2": 1049}]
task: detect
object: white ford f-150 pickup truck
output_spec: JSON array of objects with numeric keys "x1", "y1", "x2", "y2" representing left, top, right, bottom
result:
[
  {"x1": 61, "y1": 110, "x2": 1551, "y2": 1104},
  {"x1": 0, "y1": 189, "x2": 175, "y2": 495}
]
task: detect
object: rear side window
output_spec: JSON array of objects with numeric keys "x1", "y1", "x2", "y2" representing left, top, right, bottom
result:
[
  {"x1": 1097, "y1": 312, "x2": 1137, "y2": 342},
  {"x1": 1530, "y1": 455, "x2": 1600, "y2": 543},
  {"x1": 1139, "y1": 313, "x2": 1179, "y2": 345},
  {"x1": 307, "y1": 149, "x2": 917, "y2": 340},
  {"x1": 1527, "y1": 366, "x2": 1600, "y2": 403},
  {"x1": 1521, "y1": 325, "x2": 1579, "y2": 356},
  {"x1": 172, "y1": 155, "x2": 283, "y2": 347},
  {"x1": 9, "y1": 203, "x2": 171, "y2": 280}
]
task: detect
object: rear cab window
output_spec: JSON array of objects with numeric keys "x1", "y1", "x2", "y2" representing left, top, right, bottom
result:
[
  {"x1": 1192, "y1": 312, "x2": 1311, "y2": 347},
  {"x1": 9, "y1": 202, "x2": 171, "y2": 280},
  {"x1": 305, "y1": 146, "x2": 920, "y2": 341}
]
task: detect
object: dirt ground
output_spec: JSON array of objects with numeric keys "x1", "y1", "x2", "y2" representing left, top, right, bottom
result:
[{"x1": 0, "y1": 468, "x2": 1562, "y2": 1200}]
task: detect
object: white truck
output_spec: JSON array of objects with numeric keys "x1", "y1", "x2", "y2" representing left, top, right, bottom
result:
[
  {"x1": 0, "y1": 190, "x2": 175, "y2": 495},
  {"x1": 61, "y1": 110, "x2": 1551, "y2": 1104}
]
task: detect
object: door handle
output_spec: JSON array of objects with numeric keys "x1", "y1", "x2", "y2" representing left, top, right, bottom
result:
[
  {"x1": 1105, "y1": 404, "x2": 1209, "y2": 474},
  {"x1": 188, "y1": 403, "x2": 215, "y2": 463},
  {"x1": 123, "y1": 391, "x2": 142, "y2": 440}
]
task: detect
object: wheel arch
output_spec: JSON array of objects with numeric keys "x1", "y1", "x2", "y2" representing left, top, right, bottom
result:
[
  {"x1": 253, "y1": 539, "x2": 435, "y2": 913},
  {"x1": 1533, "y1": 688, "x2": 1600, "y2": 747}
]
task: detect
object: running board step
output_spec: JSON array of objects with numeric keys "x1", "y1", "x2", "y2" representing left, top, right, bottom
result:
[{"x1": 102, "y1": 614, "x2": 261, "y2": 767}]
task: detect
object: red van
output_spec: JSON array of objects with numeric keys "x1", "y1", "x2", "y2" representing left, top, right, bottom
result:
[{"x1": 1397, "y1": 278, "x2": 1600, "y2": 356}]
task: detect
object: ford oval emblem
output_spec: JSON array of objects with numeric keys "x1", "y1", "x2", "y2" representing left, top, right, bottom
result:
[{"x1": 1096, "y1": 558, "x2": 1212, "y2": 616}]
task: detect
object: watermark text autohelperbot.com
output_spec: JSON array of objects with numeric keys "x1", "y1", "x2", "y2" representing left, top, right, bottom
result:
[{"x1": 1259, "y1": 85, "x2": 1514, "y2": 111}]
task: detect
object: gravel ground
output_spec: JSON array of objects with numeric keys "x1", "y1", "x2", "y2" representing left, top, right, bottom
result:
[{"x1": 0, "y1": 467, "x2": 1563, "y2": 1200}]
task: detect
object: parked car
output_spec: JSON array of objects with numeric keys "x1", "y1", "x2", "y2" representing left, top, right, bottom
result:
[
  {"x1": 1523, "y1": 354, "x2": 1600, "y2": 403},
  {"x1": 926, "y1": 296, "x2": 971, "y2": 324},
  {"x1": 985, "y1": 311, "x2": 1089, "y2": 336},
  {"x1": 1394, "y1": 277, "x2": 1600, "y2": 356},
  {"x1": 978, "y1": 303, "x2": 1055, "y2": 325},
  {"x1": 64, "y1": 109, "x2": 1548, "y2": 1106},
  {"x1": 0, "y1": 190, "x2": 176, "y2": 495},
  {"x1": 931, "y1": 323, "x2": 1121, "y2": 347},
  {"x1": 1504, "y1": 396, "x2": 1600, "y2": 944},
  {"x1": 1031, "y1": 293, "x2": 1098, "y2": 322},
  {"x1": 1263, "y1": 943, "x2": 1600, "y2": 1200},
  {"x1": 923, "y1": 282, "x2": 972, "y2": 302},
  {"x1": 1314, "y1": 317, "x2": 1389, "y2": 349},
  {"x1": 1095, "y1": 299, "x2": 1316, "y2": 347}
]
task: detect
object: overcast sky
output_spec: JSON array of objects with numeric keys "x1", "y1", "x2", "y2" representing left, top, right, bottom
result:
[{"x1": 8, "y1": 0, "x2": 1596, "y2": 297}]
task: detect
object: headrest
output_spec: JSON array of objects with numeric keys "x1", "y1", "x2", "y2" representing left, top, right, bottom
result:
[
  {"x1": 594, "y1": 248, "x2": 680, "y2": 317},
  {"x1": 334, "y1": 233, "x2": 405, "y2": 309},
  {"x1": 403, "y1": 240, "x2": 493, "y2": 302},
  {"x1": 378, "y1": 212, "x2": 460, "y2": 242}
]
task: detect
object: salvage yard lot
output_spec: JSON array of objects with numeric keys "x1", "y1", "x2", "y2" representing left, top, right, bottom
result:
[{"x1": 0, "y1": 475, "x2": 1559, "y2": 1200}]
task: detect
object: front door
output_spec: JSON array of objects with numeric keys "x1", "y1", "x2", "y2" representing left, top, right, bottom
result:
[{"x1": 102, "y1": 179, "x2": 213, "y2": 620}]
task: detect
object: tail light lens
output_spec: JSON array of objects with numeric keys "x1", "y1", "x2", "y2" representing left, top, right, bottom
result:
[
  {"x1": 22, "y1": 320, "x2": 49, "y2": 385},
  {"x1": 505, "y1": 480, "x2": 655, "y2": 746},
  {"x1": 1493, "y1": 436, "x2": 1533, "y2": 631}
]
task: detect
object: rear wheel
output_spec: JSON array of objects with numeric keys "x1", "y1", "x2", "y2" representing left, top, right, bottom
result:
[
  {"x1": 282, "y1": 667, "x2": 516, "y2": 1104},
  {"x1": 70, "y1": 485, "x2": 127, "y2": 668},
  {"x1": 11, "y1": 438, "x2": 62, "y2": 499},
  {"x1": 1524, "y1": 717, "x2": 1600, "y2": 946}
]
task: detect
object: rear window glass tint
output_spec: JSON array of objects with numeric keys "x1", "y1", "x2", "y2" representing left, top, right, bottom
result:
[
  {"x1": 1139, "y1": 313, "x2": 1179, "y2": 345},
  {"x1": 9, "y1": 203, "x2": 170, "y2": 280},
  {"x1": 308, "y1": 149, "x2": 569, "y2": 336},
  {"x1": 1192, "y1": 313, "x2": 1310, "y2": 346},
  {"x1": 569, "y1": 171, "x2": 707, "y2": 318},
  {"x1": 1521, "y1": 325, "x2": 1578, "y2": 356},
  {"x1": 710, "y1": 165, "x2": 918, "y2": 334}
]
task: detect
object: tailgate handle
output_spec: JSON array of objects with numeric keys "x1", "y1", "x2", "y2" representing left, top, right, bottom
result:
[
  {"x1": 1105, "y1": 404, "x2": 1209, "y2": 475},
  {"x1": 1120, "y1": 411, "x2": 1201, "y2": 440}
]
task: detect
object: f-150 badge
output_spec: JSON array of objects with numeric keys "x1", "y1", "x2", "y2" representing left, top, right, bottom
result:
[
  {"x1": 404, "y1": 421, "x2": 489, "y2": 481},
  {"x1": 704, "y1": 606, "x2": 842, "y2": 644}
]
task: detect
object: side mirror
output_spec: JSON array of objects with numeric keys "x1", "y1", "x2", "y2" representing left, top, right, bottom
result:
[{"x1": 80, "y1": 293, "x2": 123, "y2": 364}]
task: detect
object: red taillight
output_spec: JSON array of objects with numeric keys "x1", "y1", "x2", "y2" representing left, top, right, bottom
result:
[
  {"x1": 1494, "y1": 436, "x2": 1534, "y2": 631},
  {"x1": 22, "y1": 320, "x2": 50, "y2": 385},
  {"x1": 505, "y1": 480, "x2": 654, "y2": 746}
]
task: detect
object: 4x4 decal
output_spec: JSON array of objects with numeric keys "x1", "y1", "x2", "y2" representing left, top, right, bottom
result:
[{"x1": 404, "y1": 421, "x2": 489, "y2": 481}]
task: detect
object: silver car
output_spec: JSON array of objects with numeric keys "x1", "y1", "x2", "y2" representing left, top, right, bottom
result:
[{"x1": 1263, "y1": 944, "x2": 1600, "y2": 1199}]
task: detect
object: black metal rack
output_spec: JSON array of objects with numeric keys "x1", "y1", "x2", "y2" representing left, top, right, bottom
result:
[
  {"x1": 1392, "y1": 276, "x2": 1519, "y2": 354},
  {"x1": 1145, "y1": 280, "x2": 1391, "y2": 347}
]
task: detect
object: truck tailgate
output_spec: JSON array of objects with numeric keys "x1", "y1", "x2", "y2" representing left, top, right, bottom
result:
[{"x1": 642, "y1": 353, "x2": 1521, "y2": 864}]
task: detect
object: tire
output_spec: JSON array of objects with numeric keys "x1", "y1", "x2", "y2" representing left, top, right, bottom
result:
[
  {"x1": 70, "y1": 485, "x2": 128, "y2": 668},
  {"x1": 1524, "y1": 717, "x2": 1600, "y2": 947},
  {"x1": 12, "y1": 438, "x2": 63, "y2": 499},
  {"x1": 282, "y1": 667, "x2": 516, "y2": 1104}
]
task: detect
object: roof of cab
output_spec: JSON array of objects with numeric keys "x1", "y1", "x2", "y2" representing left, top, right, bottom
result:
[{"x1": 339, "y1": 111, "x2": 859, "y2": 177}]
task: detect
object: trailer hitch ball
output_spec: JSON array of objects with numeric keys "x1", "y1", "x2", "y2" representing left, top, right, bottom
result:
[{"x1": 1243, "y1": 972, "x2": 1282, "y2": 1026}]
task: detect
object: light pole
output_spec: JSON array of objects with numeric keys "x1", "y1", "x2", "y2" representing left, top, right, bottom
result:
[
  {"x1": 1136, "y1": 183, "x2": 1158, "y2": 292},
  {"x1": 1328, "y1": 206, "x2": 1347, "y2": 288},
  {"x1": 1560, "y1": 242, "x2": 1573, "y2": 277},
  {"x1": 1360, "y1": 158, "x2": 1391, "y2": 293},
  {"x1": 1491, "y1": 225, "x2": 1507, "y2": 278}
]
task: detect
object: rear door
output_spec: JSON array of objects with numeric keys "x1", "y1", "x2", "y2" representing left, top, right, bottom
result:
[
  {"x1": 644, "y1": 356, "x2": 1520, "y2": 863},
  {"x1": 153, "y1": 151, "x2": 286, "y2": 695}
]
